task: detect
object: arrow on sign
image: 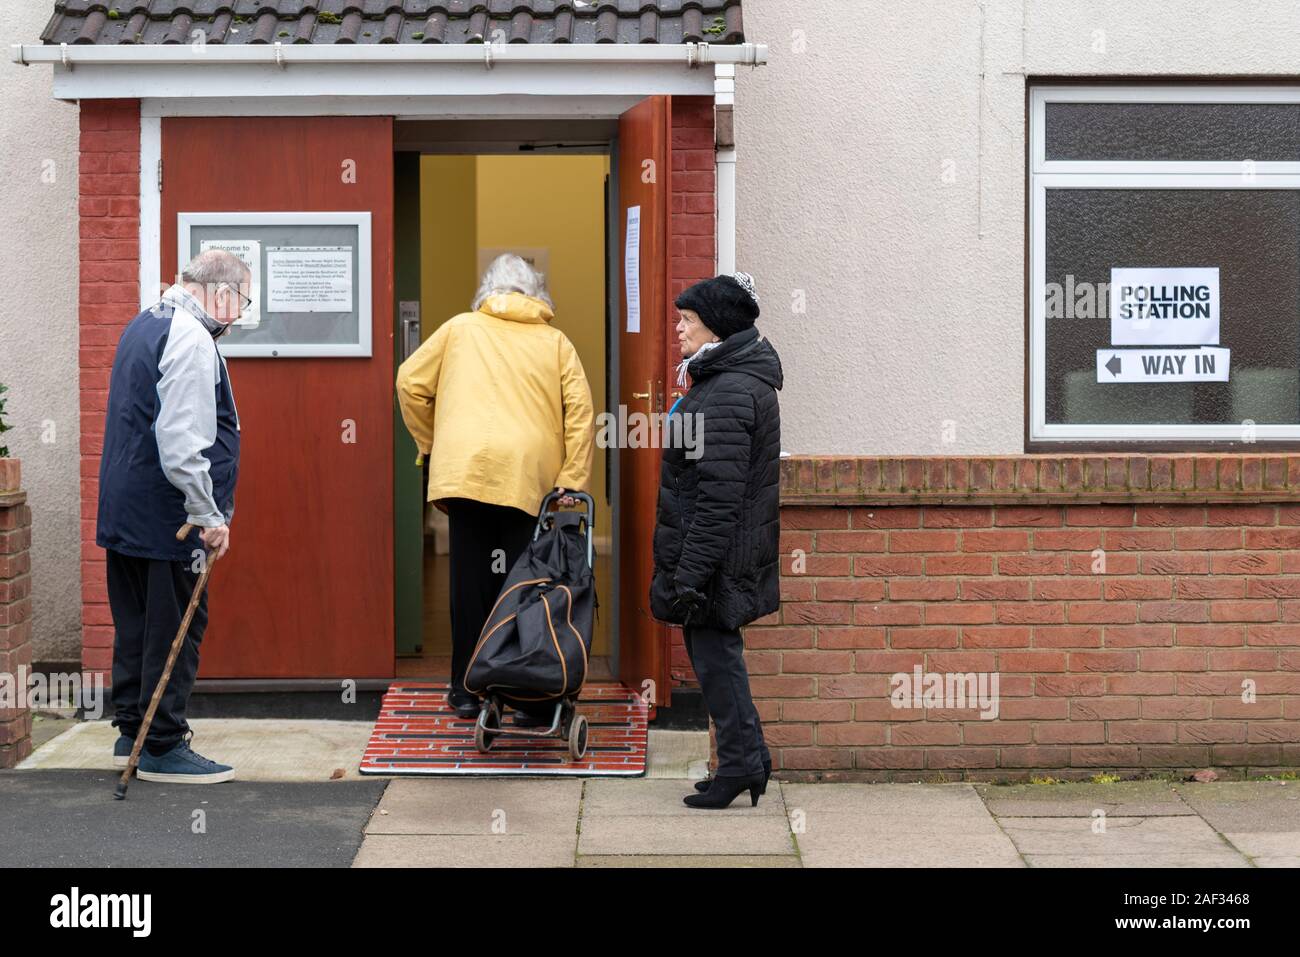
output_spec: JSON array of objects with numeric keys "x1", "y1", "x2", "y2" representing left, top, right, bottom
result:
[{"x1": 1095, "y1": 346, "x2": 1231, "y2": 383}]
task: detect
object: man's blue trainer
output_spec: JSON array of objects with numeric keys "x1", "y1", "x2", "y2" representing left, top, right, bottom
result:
[
  {"x1": 113, "y1": 734, "x2": 134, "y2": 769},
  {"x1": 136, "y1": 736, "x2": 235, "y2": 784}
]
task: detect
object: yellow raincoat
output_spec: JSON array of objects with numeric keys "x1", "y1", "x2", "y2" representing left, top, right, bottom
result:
[{"x1": 396, "y1": 291, "x2": 595, "y2": 515}]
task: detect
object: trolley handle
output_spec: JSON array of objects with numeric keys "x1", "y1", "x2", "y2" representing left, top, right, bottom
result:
[{"x1": 534, "y1": 489, "x2": 596, "y2": 569}]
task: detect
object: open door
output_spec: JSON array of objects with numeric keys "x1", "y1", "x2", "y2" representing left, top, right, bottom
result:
[
  {"x1": 618, "y1": 97, "x2": 672, "y2": 709},
  {"x1": 160, "y1": 116, "x2": 395, "y2": 677}
]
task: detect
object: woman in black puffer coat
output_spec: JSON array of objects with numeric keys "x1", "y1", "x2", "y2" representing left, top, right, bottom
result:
[{"x1": 650, "y1": 271, "x2": 783, "y2": 810}]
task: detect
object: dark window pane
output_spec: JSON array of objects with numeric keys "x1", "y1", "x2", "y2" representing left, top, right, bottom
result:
[
  {"x1": 1045, "y1": 102, "x2": 1300, "y2": 162},
  {"x1": 1044, "y1": 188, "x2": 1300, "y2": 426}
]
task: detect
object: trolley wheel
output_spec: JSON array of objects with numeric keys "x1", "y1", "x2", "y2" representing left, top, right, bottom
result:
[
  {"x1": 568, "y1": 713, "x2": 589, "y2": 760},
  {"x1": 475, "y1": 699, "x2": 501, "y2": 753}
]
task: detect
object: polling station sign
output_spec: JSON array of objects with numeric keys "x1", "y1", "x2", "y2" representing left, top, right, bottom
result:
[
  {"x1": 1110, "y1": 267, "x2": 1220, "y2": 346},
  {"x1": 1096, "y1": 346, "x2": 1230, "y2": 383}
]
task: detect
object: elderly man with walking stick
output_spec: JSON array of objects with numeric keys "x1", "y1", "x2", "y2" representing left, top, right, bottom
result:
[{"x1": 97, "y1": 249, "x2": 249, "y2": 785}]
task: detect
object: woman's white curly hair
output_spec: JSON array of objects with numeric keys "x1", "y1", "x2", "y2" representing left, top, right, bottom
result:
[{"x1": 472, "y1": 253, "x2": 553, "y2": 311}]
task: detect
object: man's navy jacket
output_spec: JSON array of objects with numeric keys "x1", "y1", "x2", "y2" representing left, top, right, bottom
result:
[{"x1": 96, "y1": 285, "x2": 240, "y2": 563}]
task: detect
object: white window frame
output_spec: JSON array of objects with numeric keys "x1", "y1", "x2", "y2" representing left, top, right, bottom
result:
[
  {"x1": 1029, "y1": 84, "x2": 1300, "y2": 443},
  {"x1": 177, "y1": 210, "x2": 372, "y2": 358}
]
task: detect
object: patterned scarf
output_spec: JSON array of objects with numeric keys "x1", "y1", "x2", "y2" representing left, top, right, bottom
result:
[{"x1": 675, "y1": 339, "x2": 722, "y2": 389}]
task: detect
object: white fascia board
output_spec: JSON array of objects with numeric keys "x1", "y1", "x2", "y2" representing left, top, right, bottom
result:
[
  {"x1": 48, "y1": 60, "x2": 717, "y2": 101},
  {"x1": 14, "y1": 41, "x2": 767, "y2": 67},
  {"x1": 15, "y1": 41, "x2": 766, "y2": 100}
]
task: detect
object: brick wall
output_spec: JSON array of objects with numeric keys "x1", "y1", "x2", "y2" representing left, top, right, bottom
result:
[
  {"x1": 78, "y1": 99, "x2": 141, "y2": 677},
  {"x1": 668, "y1": 94, "x2": 716, "y2": 692},
  {"x1": 747, "y1": 455, "x2": 1300, "y2": 780},
  {"x1": 0, "y1": 460, "x2": 32, "y2": 768}
]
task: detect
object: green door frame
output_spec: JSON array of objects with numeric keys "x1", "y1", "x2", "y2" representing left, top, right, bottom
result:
[{"x1": 393, "y1": 151, "x2": 424, "y2": 656}]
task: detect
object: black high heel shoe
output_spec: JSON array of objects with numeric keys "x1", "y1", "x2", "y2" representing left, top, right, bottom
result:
[
  {"x1": 696, "y1": 757, "x2": 771, "y2": 793},
  {"x1": 683, "y1": 771, "x2": 766, "y2": 809}
]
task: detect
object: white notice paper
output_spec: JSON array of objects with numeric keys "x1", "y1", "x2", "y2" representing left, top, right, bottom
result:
[
  {"x1": 1096, "y1": 346, "x2": 1230, "y2": 383},
  {"x1": 266, "y1": 246, "x2": 353, "y2": 313},
  {"x1": 200, "y1": 238, "x2": 260, "y2": 328},
  {"x1": 1110, "y1": 267, "x2": 1220, "y2": 347},
  {"x1": 625, "y1": 206, "x2": 641, "y2": 333}
]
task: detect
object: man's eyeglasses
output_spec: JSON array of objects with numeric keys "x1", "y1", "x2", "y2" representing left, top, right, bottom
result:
[{"x1": 221, "y1": 283, "x2": 254, "y2": 314}]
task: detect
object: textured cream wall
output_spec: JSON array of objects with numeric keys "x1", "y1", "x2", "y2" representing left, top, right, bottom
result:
[
  {"x1": 736, "y1": 0, "x2": 1300, "y2": 454},
  {"x1": 0, "y1": 4, "x2": 82, "y2": 662}
]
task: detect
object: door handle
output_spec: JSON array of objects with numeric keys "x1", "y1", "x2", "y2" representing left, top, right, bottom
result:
[
  {"x1": 634, "y1": 379, "x2": 665, "y2": 413},
  {"x1": 401, "y1": 315, "x2": 421, "y2": 360}
]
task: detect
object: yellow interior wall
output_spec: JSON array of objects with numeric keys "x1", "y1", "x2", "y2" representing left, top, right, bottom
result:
[
  {"x1": 473, "y1": 154, "x2": 609, "y2": 517},
  {"x1": 418, "y1": 155, "x2": 478, "y2": 338}
]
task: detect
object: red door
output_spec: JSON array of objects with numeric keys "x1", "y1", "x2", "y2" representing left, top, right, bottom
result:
[
  {"x1": 160, "y1": 116, "x2": 394, "y2": 678},
  {"x1": 618, "y1": 97, "x2": 672, "y2": 708}
]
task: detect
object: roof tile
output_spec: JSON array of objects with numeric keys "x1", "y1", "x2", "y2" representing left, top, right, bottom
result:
[{"x1": 39, "y1": 0, "x2": 743, "y2": 45}]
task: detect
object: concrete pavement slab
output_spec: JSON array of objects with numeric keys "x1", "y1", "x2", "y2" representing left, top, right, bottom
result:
[
  {"x1": 578, "y1": 814, "x2": 796, "y2": 856},
  {"x1": 352, "y1": 834, "x2": 577, "y2": 867},
  {"x1": 999, "y1": 815, "x2": 1248, "y2": 866},
  {"x1": 781, "y1": 784, "x2": 1022, "y2": 866},
  {"x1": 798, "y1": 833, "x2": 1024, "y2": 868},
  {"x1": 1023, "y1": 853, "x2": 1250, "y2": 868},
  {"x1": 1217, "y1": 832, "x2": 1300, "y2": 865},
  {"x1": 580, "y1": 777, "x2": 784, "y2": 817},
  {"x1": 363, "y1": 778, "x2": 583, "y2": 835},
  {"x1": 1173, "y1": 781, "x2": 1300, "y2": 833},
  {"x1": 18, "y1": 718, "x2": 374, "y2": 782},
  {"x1": 975, "y1": 780, "x2": 1192, "y2": 818},
  {"x1": 783, "y1": 782, "x2": 1008, "y2": 834},
  {"x1": 578, "y1": 779, "x2": 795, "y2": 856},
  {"x1": 0, "y1": 769, "x2": 384, "y2": 867},
  {"x1": 578, "y1": 854, "x2": 800, "y2": 867}
]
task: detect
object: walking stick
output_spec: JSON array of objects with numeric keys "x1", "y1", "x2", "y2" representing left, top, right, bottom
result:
[{"x1": 113, "y1": 524, "x2": 219, "y2": 800}]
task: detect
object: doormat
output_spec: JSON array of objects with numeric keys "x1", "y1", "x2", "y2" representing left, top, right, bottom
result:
[{"x1": 359, "y1": 682, "x2": 648, "y2": 776}]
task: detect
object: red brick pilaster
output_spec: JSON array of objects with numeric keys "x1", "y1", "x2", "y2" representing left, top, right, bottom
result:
[
  {"x1": 0, "y1": 460, "x2": 33, "y2": 768},
  {"x1": 78, "y1": 99, "x2": 141, "y2": 677}
]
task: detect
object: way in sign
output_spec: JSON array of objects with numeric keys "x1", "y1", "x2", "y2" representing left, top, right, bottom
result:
[{"x1": 1096, "y1": 346, "x2": 1230, "y2": 384}]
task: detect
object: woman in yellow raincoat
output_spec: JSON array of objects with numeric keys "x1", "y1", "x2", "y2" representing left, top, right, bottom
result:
[{"x1": 396, "y1": 254, "x2": 594, "y2": 721}]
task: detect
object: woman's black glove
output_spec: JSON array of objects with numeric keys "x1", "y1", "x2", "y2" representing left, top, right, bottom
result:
[{"x1": 670, "y1": 583, "x2": 708, "y2": 625}]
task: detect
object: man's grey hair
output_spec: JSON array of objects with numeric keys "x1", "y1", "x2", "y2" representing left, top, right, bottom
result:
[
  {"x1": 472, "y1": 253, "x2": 552, "y2": 311},
  {"x1": 181, "y1": 248, "x2": 250, "y2": 287}
]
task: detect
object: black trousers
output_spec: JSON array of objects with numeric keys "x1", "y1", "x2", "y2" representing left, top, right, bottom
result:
[
  {"x1": 683, "y1": 623, "x2": 770, "y2": 777},
  {"x1": 106, "y1": 549, "x2": 207, "y2": 757},
  {"x1": 445, "y1": 498, "x2": 536, "y2": 703}
]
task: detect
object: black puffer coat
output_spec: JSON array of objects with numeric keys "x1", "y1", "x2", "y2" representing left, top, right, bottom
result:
[{"x1": 650, "y1": 326, "x2": 783, "y2": 630}]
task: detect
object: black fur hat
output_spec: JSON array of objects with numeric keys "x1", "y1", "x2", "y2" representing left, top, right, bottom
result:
[{"x1": 674, "y1": 272, "x2": 760, "y2": 339}]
